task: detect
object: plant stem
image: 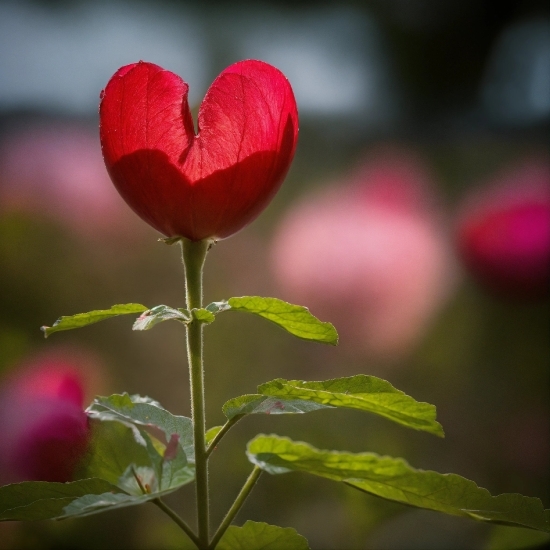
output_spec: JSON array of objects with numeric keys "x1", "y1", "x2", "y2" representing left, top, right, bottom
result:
[
  {"x1": 154, "y1": 498, "x2": 201, "y2": 547},
  {"x1": 182, "y1": 238, "x2": 211, "y2": 549},
  {"x1": 208, "y1": 466, "x2": 262, "y2": 549},
  {"x1": 205, "y1": 415, "x2": 244, "y2": 459}
]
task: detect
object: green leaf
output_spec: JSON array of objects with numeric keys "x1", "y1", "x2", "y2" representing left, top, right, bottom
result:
[
  {"x1": 247, "y1": 435, "x2": 550, "y2": 533},
  {"x1": 217, "y1": 520, "x2": 310, "y2": 550},
  {"x1": 192, "y1": 308, "x2": 216, "y2": 324},
  {"x1": 85, "y1": 398, "x2": 195, "y2": 494},
  {"x1": 0, "y1": 478, "x2": 124, "y2": 521},
  {"x1": 83, "y1": 411, "x2": 193, "y2": 492},
  {"x1": 81, "y1": 419, "x2": 152, "y2": 486},
  {"x1": 83, "y1": 418, "x2": 194, "y2": 496},
  {"x1": 159, "y1": 443, "x2": 194, "y2": 493},
  {"x1": 223, "y1": 297, "x2": 338, "y2": 345},
  {"x1": 206, "y1": 426, "x2": 223, "y2": 446},
  {"x1": 61, "y1": 491, "x2": 158, "y2": 519},
  {"x1": 0, "y1": 417, "x2": 195, "y2": 522},
  {"x1": 41, "y1": 304, "x2": 147, "y2": 338},
  {"x1": 221, "y1": 375, "x2": 443, "y2": 437},
  {"x1": 205, "y1": 301, "x2": 231, "y2": 315},
  {"x1": 257, "y1": 375, "x2": 444, "y2": 437},
  {"x1": 86, "y1": 393, "x2": 194, "y2": 462},
  {"x1": 222, "y1": 394, "x2": 328, "y2": 420},
  {"x1": 132, "y1": 305, "x2": 191, "y2": 331}
]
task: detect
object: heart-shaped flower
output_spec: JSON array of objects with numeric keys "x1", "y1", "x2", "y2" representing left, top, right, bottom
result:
[{"x1": 100, "y1": 60, "x2": 298, "y2": 241}]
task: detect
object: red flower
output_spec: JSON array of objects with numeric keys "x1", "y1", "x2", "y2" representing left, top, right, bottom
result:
[
  {"x1": 100, "y1": 60, "x2": 298, "y2": 241},
  {"x1": 0, "y1": 357, "x2": 91, "y2": 484},
  {"x1": 456, "y1": 159, "x2": 550, "y2": 298}
]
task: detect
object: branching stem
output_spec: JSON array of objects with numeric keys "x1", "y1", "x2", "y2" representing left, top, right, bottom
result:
[
  {"x1": 205, "y1": 415, "x2": 244, "y2": 459},
  {"x1": 208, "y1": 466, "x2": 263, "y2": 549},
  {"x1": 153, "y1": 498, "x2": 201, "y2": 547}
]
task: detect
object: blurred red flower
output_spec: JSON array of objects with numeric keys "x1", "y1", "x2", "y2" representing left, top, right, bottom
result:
[
  {"x1": 0, "y1": 354, "x2": 92, "y2": 484},
  {"x1": 0, "y1": 123, "x2": 139, "y2": 239},
  {"x1": 271, "y1": 149, "x2": 458, "y2": 362},
  {"x1": 456, "y1": 158, "x2": 550, "y2": 298},
  {"x1": 100, "y1": 60, "x2": 298, "y2": 241}
]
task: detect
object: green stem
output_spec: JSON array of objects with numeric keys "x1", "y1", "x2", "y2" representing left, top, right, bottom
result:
[
  {"x1": 182, "y1": 238, "x2": 211, "y2": 549},
  {"x1": 154, "y1": 498, "x2": 201, "y2": 548},
  {"x1": 208, "y1": 466, "x2": 263, "y2": 549},
  {"x1": 205, "y1": 415, "x2": 244, "y2": 459}
]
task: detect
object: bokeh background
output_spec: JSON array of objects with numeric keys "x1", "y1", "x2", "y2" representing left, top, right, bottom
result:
[{"x1": 0, "y1": 0, "x2": 549, "y2": 549}]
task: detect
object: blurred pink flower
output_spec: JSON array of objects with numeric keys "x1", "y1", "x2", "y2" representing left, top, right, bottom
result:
[
  {"x1": 0, "y1": 353, "x2": 93, "y2": 484},
  {"x1": 270, "y1": 149, "x2": 458, "y2": 361},
  {"x1": 456, "y1": 158, "x2": 550, "y2": 298},
  {"x1": 0, "y1": 123, "x2": 140, "y2": 239}
]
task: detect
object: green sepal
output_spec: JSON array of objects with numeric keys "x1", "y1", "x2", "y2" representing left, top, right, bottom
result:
[
  {"x1": 158, "y1": 236, "x2": 182, "y2": 245},
  {"x1": 217, "y1": 520, "x2": 310, "y2": 550},
  {"x1": 41, "y1": 304, "x2": 147, "y2": 338},
  {"x1": 246, "y1": 435, "x2": 550, "y2": 533}
]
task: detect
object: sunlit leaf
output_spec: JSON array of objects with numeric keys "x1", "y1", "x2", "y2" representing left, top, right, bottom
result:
[
  {"x1": 247, "y1": 435, "x2": 550, "y2": 533},
  {"x1": 205, "y1": 301, "x2": 231, "y2": 315},
  {"x1": 61, "y1": 491, "x2": 158, "y2": 519},
  {"x1": 159, "y1": 444, "x2": 193, "y2": 492},
  {"x1": 258, "y1": 376, "x2": 444, "y2": 437},
  {"x1": 87, "y1": 393, "x2": 194, "y2": 462},
  {"x1": 18, "y1": 417, "x2": 196, "y2": 521},
  {"x1": 222, "y1": 394, "x2": 328, "y2": 420},
  {"x1": 207, "y1": 297, "x2": 338, "y2": 345},
  {"x1": 221, "y1": 375, "x2": 442, "y2": 437},
  {"x1": 132, "y1": 305, "x2": 191, "y2": 331},
  {"x1": 87, "y1": 400, "x2": 195, "y2": 493},
  {"x1": 0, "y1": 478, "x2": 124, "y2": 521},
  {"x1": 81, "y1": 419, "x2": 152, "y2": 486},
  {"x1": 192, "y1": 308, "x2": 216, "y2": 324},
  {"x1": 82, "y1": 415, "x2": 193, "y2": 497},
  {"x1": 217, "y1": 520, "x2": 310, "y2": 550},
  {"x1": 41, "y1": 304, "x2": 147, "y2": 338}
]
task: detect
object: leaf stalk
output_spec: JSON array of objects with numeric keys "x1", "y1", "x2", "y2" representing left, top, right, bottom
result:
[
  {"x1": 205, "y1": 415, "x2": 244, "y2": 459},
  {"x1": 153, "y1": 498, "x2": 201, "y2": 547},
  {"x1": 208, "y1": 466, "x2": 263, "y2": 549}
]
